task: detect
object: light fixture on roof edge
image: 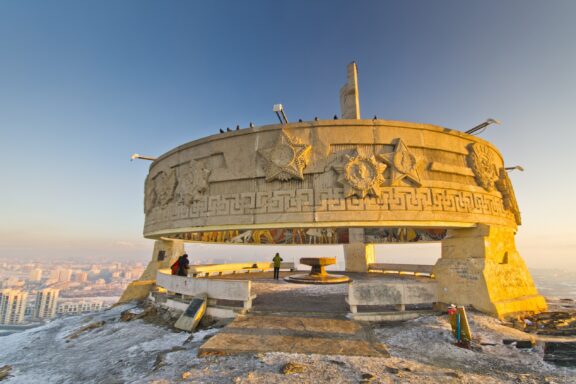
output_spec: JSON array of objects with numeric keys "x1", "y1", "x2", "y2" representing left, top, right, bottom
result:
[
  {"x1": 273, "y1": 104, "x2": 289, "y2": 124},
  {"x1": 505, "y1": 165, "x2": 524, "y2": 172},
  {"x1": 465, "y1": 118, "x2": 500, "y2": 135},
  {"x1": 130, "y1": 153, "x2": 157, "y2": 162}
]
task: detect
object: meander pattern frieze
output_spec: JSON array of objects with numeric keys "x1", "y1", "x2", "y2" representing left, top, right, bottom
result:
[
  {"x1": 145, "y1": 186, "x2": 512, "y2": 225},
  {"x1": 144, "y1": 135, "x2": 517, "y2": 229}
]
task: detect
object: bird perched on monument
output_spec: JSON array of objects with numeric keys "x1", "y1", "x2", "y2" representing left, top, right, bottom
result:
[{"x1": 219, "y1": 128, "x2": 224, "y2": 133}]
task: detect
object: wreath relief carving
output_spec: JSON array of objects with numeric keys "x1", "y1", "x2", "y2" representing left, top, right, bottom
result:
[
  {"x1": 468, "y1": 143, "x2": 498, "y2": 191},
  {"x1": 334, "y1": 150, "x2": 387, "y2": 198},
  {"x1": 496, "y1": 167, "x2": 521, "y2": 225}
]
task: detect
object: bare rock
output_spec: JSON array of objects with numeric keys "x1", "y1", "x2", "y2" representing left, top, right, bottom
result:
[
  {"x1": 281, "y1": 362, "x2": 307, "y2": 375},
  {"x1": 503, "y1": 339, "x2": 535, "y2": 348},
  {"x1": 515, "y1": 340, "x2": 535, "y2": 349},
  {"x1": 66, "y1": 321, "x2": 105, "y2": 340},
  {"x1": 329, "y1": 359, "x2": 346, "y2": 367},
  {"x1": 0, "y1": 365, "x2": 13, "y2": 381},
  {"x1": 361, "y1": 372, "x2": 376, "y2": 381},
  {"x1": 385, "y1": 366, "x2": 399, "y2": 374},
  {"x1": 152, "y1": 352, "x2": 166, "y2": 371},
  {"x1": 120, "y1": 308, "x2": 145, "y2": 322}
]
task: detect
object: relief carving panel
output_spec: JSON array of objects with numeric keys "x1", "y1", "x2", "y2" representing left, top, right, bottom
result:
[
  {"x1": 468, "y1": 143, "x2": 498, "y2": 191},
  {"x1": 257, "y1": 129, "x2": 311, "y2": 182}
]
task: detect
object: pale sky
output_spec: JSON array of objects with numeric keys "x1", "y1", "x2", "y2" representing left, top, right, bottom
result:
[{"x1": 1, "y1": 1, "x2": 575, "y2": 270}]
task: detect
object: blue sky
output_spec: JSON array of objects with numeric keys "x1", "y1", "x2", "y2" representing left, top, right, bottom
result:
[{"x1": 1, "y1": 1, "x2": 575, "y2": 269}]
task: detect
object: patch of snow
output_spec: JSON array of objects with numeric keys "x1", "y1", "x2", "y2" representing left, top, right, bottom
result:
[{"x1": 1, "y1": 305, "x2": 575, "y2": 383}]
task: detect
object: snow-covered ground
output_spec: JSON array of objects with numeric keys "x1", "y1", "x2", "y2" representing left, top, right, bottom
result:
[{"x1": 0, "y1": 304, "x2": 574, "y2": 384}]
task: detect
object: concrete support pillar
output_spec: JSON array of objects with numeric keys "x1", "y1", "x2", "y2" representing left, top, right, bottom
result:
[
  {"x1": 343, "y1": 229, "x2": 375, "y2": 272},
  {"x1": 434, "y1": 224, "x2": 546, "y2": 319},
  {"x1": 138, "y1": 239, "x2": 185, "y2": 280},
  {"x1": 118, "y1": 239, "x2": 185, "y2": 304}
]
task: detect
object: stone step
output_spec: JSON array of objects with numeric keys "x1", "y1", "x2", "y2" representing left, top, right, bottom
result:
[{"x1": 198, "y1": 314, "x2": 389, "y2": 358}]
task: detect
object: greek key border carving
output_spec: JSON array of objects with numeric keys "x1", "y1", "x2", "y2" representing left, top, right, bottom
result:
[{"x1": 145, "y1": 187, "x2": 511, "y2": 225}]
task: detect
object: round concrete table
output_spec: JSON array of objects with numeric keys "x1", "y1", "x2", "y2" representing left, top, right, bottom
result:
[{"x1": 286, "y1": 257, "x2": 350, "y2": 284}]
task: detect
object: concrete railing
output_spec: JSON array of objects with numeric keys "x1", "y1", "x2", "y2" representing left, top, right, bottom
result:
[
  {"x1": 156, "y1": 269, "x2": 255, "y2": 309},
  {"x1": 347, "y1": 279, "x2": 438, "y2": 314},
  {"x1": 189, "y1": 262, "x2": 295, "y2": 277},
  {"x1": 368, "y1": 263, "x2": 434, "y2": 277}
]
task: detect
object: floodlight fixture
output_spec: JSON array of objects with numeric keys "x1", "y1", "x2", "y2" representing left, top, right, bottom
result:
[
  {"x1": 273, "y1": 104, "x2": 289, "y2": 124},
  {"x1": 505, "y1": 165, "x2": 524, "y2": 172},
  {"x1": 130, "y1": 153, "x2": 157, "y2": 162},
  {"x1": 465, "y1": 118, "x2": 501, "y2": 135}
]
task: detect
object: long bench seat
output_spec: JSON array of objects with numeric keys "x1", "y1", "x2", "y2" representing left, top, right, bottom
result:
[
  {"x1": 189, "y1": 262, "x2": 295, "y2": 277},
  {"x1": 368, "y1": 263, "x2": 434, "y2": 277}
]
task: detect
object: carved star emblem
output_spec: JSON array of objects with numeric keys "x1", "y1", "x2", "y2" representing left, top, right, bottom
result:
[
  {"x1": 378, "y1": 139, "x2": 422, "y2": 187},
  {"x1": 258, "y1": 130, "x2": 311, "y2": 182},
  {"x1": 334, "y1": 150, "x2": 387, "y2": 198}
]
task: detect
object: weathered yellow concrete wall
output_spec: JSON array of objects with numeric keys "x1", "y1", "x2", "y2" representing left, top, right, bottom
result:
[
  {"x1": 117, "y1": 239, "x2": 184, "y2": 304},
  {"x1": 434, "y1": 225, "x2": 547, "y2": 319}
]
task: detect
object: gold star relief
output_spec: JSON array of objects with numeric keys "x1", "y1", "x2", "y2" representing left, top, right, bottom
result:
[
  {"x1": 334, "y1": 150, "x2": 387, "y2": 198},
  {"x1": 378, "y1": 139, "x2": 422, "y2": 187},
  {"x1": 258, "y1": 130, "x2": 311, "y2": 182}
]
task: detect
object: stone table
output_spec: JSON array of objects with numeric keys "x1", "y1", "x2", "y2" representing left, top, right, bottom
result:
[{"x1": 286, "y1": 257, "x2": 350, "y2": 284}]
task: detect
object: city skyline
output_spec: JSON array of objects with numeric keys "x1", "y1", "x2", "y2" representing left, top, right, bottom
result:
[{"x1": 1, "y1": 1, "x2": 575, "y2": 270}]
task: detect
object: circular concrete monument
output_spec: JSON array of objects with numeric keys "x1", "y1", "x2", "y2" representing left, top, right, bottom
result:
[{"x1": 121, "y1": 63, "x2": 547, "y2": 319}]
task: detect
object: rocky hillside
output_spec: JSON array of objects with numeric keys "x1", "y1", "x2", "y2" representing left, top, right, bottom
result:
[{"x1": 0, "y1": 303, "x2": 574, "y2": 383}]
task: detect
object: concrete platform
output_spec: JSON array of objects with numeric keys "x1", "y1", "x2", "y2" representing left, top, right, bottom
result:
[
  {"x1": 198, "y1": 314, "x2": 389, "y2": 357},
  {"x1": 285, "y1": 273, "x2": 350, "y2": 284},
  {"x1": 207, "y1": 271, "x2": 436, "y2": 315}
]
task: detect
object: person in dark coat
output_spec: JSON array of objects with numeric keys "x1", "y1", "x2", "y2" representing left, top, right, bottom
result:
[
  {"x1": 177, "y1": 254, "x2": 190, "y2": 277},
  {"x1": 272, "y1": 252, "x2": 283, "y2": 280}
]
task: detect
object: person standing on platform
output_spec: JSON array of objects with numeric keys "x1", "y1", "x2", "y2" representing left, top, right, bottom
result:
[
  {"x1": 177, "y1": 254, "x2": 190, "y2": 277},
  {"x1": 272, "y1": 252, "x2": 283, "y2": 280}
]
